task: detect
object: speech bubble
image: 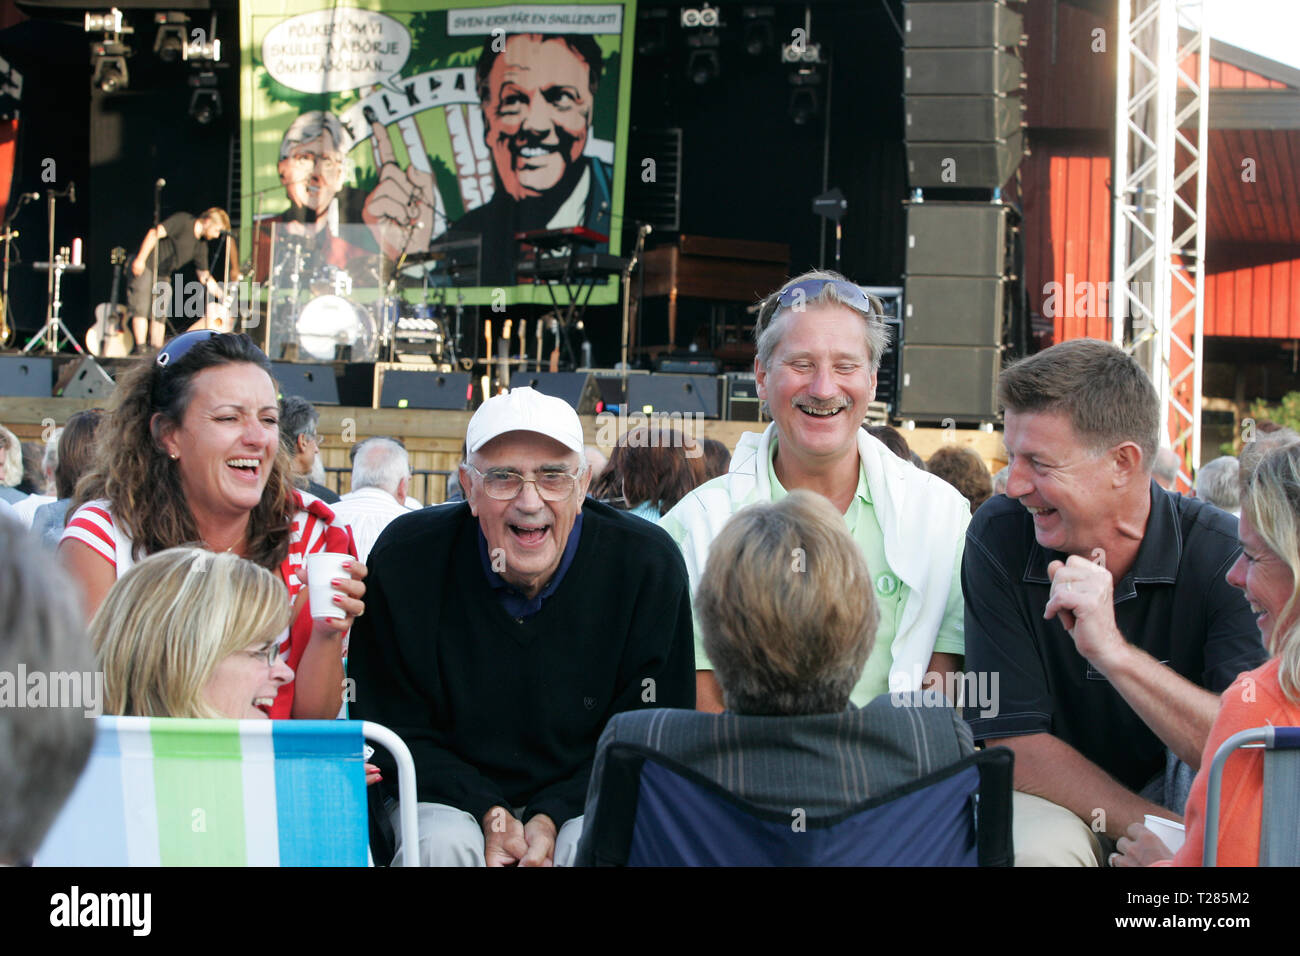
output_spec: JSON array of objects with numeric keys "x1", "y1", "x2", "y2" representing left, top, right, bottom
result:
[{"x1": 262, "y1": 9, "x2": 411, "y2": 94}]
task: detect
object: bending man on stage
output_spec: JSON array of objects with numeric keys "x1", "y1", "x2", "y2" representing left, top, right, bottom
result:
[{"x1": 126, "y1": 207, "x2": 229, "y2": 354}]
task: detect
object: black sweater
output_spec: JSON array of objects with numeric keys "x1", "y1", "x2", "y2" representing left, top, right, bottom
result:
[{"x1": 350, "y1": 498, "x2": 696, "y2": 826}]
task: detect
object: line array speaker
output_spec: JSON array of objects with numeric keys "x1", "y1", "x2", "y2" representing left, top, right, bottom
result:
[
  {"x1": 903, "y1": 276, "x2": 1006, "y2": 348},
  {"x1": 898, "y1": 345, "x2": 1000, "y2": 422},
  {"x1": 905, "y1": 202, "x2": 1011, "y2": 278}
]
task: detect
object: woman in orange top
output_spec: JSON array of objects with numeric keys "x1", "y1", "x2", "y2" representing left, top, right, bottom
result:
[{"x1": 1115, "y1": 436, "x2": 1300, "y2": 866}]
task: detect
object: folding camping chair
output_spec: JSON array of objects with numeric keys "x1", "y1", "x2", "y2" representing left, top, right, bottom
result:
[
  {"x1": 1203, "y1": 725, "x2": 1300, "y2": 866},
  {"x1": 580, "y1": 742, "x2": 1014, "y2": 866},
  {"x1": 37, "y1": 716, "x2": 420, "y2": 866}
]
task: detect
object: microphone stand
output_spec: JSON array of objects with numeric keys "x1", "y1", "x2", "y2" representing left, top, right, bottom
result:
[
  {"x1": 23, "y1": 185, "x2": 83, "y2": 354},
  {"x1": 620, "y1": 224, "x2": 651, "y2": 395},
  {"x1": 151, "y1": 180, "x2": 163, "y2": 345}
]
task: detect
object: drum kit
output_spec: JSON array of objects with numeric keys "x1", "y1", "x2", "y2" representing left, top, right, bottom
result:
[{"x1": 265, "y1": 227, "x2": 465, "y2": 369}]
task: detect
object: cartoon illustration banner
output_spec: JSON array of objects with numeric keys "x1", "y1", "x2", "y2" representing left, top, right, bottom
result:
[{"x1": 240, "y1": 0, "x2": 634, "y2": 316}]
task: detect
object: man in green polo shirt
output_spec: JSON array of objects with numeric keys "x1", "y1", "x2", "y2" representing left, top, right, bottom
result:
[{"x1": 659, "y1": 270, "x2": 970, "y2": 711}]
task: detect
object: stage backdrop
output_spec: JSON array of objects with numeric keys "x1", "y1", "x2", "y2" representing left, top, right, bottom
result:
[{"x1": 240, "y1": 0, "x2": 634, "y2": 312}]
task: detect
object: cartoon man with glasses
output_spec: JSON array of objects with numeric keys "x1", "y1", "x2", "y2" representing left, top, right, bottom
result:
[
  {"x1": 253, "y1": 110, "x2": 376, "y2": 283},
  {"x1": 349, "y1": 386, "x2": 695, "y2": 867},
  {"x1": 660, "y1": 270, "x2": 973, "y2": 712}
]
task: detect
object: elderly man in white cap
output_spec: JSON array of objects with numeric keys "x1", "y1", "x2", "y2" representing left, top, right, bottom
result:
[{"x1": 349, "y1": 387, "x2": 696, "y2": 866}]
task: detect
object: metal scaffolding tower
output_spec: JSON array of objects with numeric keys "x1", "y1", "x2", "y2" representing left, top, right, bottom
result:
[{"x1": 1110, "y1": 0, "x2": 1210, "y2": 489}]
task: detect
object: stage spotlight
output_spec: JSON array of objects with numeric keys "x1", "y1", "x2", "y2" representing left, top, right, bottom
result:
[
  {"x1": 153, "y1": 13, "x2": 187, "y2": 65},
  {"x1": 742, "y1": 7, "x2": 774, "y2": 57},
  {"x1": 687, "y1": 48, "x2": 719, "y2": 85},
  {"x1": 91, "y1": 46, "x2": 129, "y2": 93},
  {"x1": 189, "y1": 71, "x2": 220, "y2": 124},
  {"x1": 637, "y1": 8, "x2": 668, "y2": 56},
  {"x1": 680, "y1": 5, "x2": 719, "y2": 29},
  {"x1": 788, "y1": 87, "x2": 819, "y2": 125}
]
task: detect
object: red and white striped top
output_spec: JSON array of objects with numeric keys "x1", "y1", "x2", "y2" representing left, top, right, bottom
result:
[{"x1": 63, "y1": 489, "x2": 356, "y2": 717}]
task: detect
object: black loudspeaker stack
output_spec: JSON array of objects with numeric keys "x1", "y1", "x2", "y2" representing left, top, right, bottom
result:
[
  {"x1": 902, "y1": 0, "x2": 1026, "y2": 190},
  {"x1": 899, "y1": 0, "x2": 1026, "y2": 423}
]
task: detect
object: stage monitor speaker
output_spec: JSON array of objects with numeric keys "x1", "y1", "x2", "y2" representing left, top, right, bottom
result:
[
  {"x1": 273, "y1": 363, "x2": 340, "y2": 406},
  {"x1": 628, "y1": 373, "x2": 721, "y2": 419},
  {"x1": 904, "y1": 94, "x2": 1023, "y2": 143},
  {"x1": 509, "y1": 372, "x2": 603, "y2": 414},
  {"x1": 61, "y1": 357, "x2": 116, "y2": 400},
  {"x1": 0, "y1": 356, "x2": 54, "y2": 398},
  {"x1": 906, "y1": 133, "x2": 1025, "y2": 190},
  {"x1": 906, "y1": 202, "x2": 1010, "y2": 278},
  {"x1": 723, "y1": 373, "x2": 764, "y2": 422},
  {"x1": 898, "y1": 345, "x2": 1000, "y2": 422},
  {"x1": 378, "y1": 370, "x2": 472, "y2": 410},
  {"x1": 904, "y1": 277, "x2": 1006, "y2": 348},
  {"x1": 903, "y1": 48, "x2": 1024, "y2": 96},
  {"x1": 903, "y1": 1, "x2": 1024, "y2": 48}
]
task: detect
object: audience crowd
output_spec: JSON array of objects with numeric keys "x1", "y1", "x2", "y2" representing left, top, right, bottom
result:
[{"x1": 2, "y1": 270, "x2": 1292, "y2": 869}]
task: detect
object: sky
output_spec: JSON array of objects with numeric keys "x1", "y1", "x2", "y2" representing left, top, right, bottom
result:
[{"x1": 1204, "y1": 0, "x2": 1300, "y2": 72}]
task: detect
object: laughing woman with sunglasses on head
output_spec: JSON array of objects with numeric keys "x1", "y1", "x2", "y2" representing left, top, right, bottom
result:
[{"x1": 60, "y1": 331, "x2": 366, "y2": 719}]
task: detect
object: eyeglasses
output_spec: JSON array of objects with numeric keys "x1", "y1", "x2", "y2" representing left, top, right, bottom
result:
[
  {"x1": 776, "y1": 279, "x2": 877, "y2": 314},
  {"x1": 464, "y1": 462, "x2": 584, "y2": 501},
  {"x1": 285, "y1": 151, "x2": 345, "y2": 176},
  {"x1": 246, "y1": 640, "x2": 281, "y2": 667},
  {"x1": 156, "y1": 329, "x2": 221, "y2": 368}
]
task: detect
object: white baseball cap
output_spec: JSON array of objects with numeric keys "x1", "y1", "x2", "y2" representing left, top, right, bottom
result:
[{"x1": 465, "y1": 386, "x2": 585, "y2": 458}]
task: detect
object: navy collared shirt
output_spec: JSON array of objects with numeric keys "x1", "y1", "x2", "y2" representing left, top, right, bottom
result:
[
  {"x1": 962, "y1": 480, "x2": 1266, "y2": 792},
  {"x1": 476, "y1": 512, "x2": 584, "y2": 619}
]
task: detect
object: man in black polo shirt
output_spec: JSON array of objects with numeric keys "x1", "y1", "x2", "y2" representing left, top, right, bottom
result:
[
  {"x1": 350, "y1": 387, "x2": 695, "y2": 865},
  {"x1": 964, "y1": 339, "x2": 1264, "y2": 866}
]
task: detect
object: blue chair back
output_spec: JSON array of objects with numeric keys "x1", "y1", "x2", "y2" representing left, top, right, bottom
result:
[{"x1": 585, "y1": 743, "x2": 1013, "y2": 867}]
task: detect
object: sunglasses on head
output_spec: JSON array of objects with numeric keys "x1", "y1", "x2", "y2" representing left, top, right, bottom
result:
[
  {"x1": 156, "y1": 329, "x2": 221, "y2": 368},
  {"x1": 774, "y1": 279, "x2": 877, "y2": 315}
]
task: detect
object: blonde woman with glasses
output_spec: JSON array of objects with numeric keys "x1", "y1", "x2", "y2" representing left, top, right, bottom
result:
[{"x1": 91, "y1": 547, "x2": 293, "y2": 719}]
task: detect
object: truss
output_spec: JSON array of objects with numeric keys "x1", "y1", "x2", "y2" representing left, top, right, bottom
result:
[{"x1": 1110, "y1": 0, "x2": 1210, "y2": 489}]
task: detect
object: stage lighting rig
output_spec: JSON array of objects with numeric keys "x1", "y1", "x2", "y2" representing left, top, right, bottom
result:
[
  {"x1": 187, "y1": 70, "x2": 220, "y2": 125},
  {"x1": 742, "y1": 7, "x2": 774, "y2": 57},
  {"x1": 153, "y1": 12, "x2": 187, "y2": 65},
  {"x1": 679, "y1": 4, "x2": 719, "y2": 29},
  {"x1": 685, "y1": 34, "x2": 720, "y2": 85},
  {"x1": 680, "y1": 3, "x2": 721, "y2": 86},
  {"x1": 86, "y1": 7, "x2": 134, "y2": 94}
]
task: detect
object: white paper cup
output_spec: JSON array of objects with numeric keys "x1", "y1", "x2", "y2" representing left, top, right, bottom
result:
[
  {"x1": 1143, "y1": 814, "x2": 1186, "y2": 854},
  {"x1": 307, "y1": 552, "x2": 351, "y2": 620}
]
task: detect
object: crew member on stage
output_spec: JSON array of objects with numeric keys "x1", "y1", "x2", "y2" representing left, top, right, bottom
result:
[
  {"x1": 190, "y1": 231, "x2": 241, "y2": 334},
  {"x1": 126, "y1": 207, "x2": 230, "y2": 354}
]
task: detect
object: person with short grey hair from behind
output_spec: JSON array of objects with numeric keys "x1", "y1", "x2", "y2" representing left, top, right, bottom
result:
[
  {"x1": 992, "y1": 465, "x2": 1009, "y2": 496},
  {"x1": 0, "y1": 514, "x2": 96, "y2": 865},
  {"x1": 1153, "y1": 447, "x2": 1181, "y2": 490},
  {"x1": 331, "y1": 437, "x2": 412, "y2": 564},
  {"x1": 1193, "y1": 456, "x2": 1240, "y2": 515}
]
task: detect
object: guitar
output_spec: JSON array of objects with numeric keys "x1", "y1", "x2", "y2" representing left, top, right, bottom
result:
[{"x1": 86, "y1": 247, "x2": 133, "y2": 357}]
